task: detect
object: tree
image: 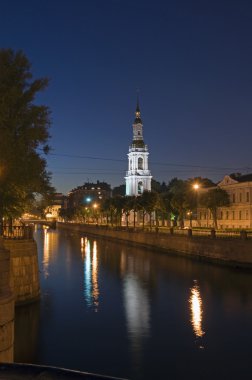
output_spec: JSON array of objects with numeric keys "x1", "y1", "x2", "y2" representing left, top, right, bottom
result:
[
  {"x1": 200, "y1": 188, "x2": 230, "y2": 229},
  {"x1": 122, "y1": 196, "x2": 134, "y2": 228},
  {"x1": 0, "y1": 49, "x2": 53, "y2": 231},
  {"x1": 139, "y1": 191, "x2": 159, "y2": 229},
  {"x1": 169, "y1": 179, "x2": 190, "y2": 228},
  {"x1": 112, "y1": 184, "x2": 126, "y2": 197},
  {"x1": 151, "y1": 179, "x2": 168, "y2": 193},
  {"x1": 111, "y1": 196, "x2": 125, "y2": 226}
]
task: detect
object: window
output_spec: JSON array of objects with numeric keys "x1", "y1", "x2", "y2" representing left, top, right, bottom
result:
[
  {"x1": 232, "y1": 193, "x2": 235, "y2": 203},
  {"x1": 226, "y1": 211, "x2": 229, "y2": 219},
  {"x1": 220, "y1": 211, "x2": 223, "y2": 219},
  {"x1": 232, "y1": 211, "x2": 235, "y2": 220},
  {"x1": 138, "y1": 181, "x2": 143, "y2": 194},
  {"x1": 247, "y1": 192, "x2": 250, "y2": 202},
  {"x1": 239, "y1": 193, "x2": 242, "y2": 202},
  {"x1": 246, "y1": 210, "x2": 249, "y2": 220},
  {"x1": 138, "y1": 157, "x2": 143, "y2": 170},
  {"x1": 239, "y1": 211, "x2": 242, "y2": 220}
]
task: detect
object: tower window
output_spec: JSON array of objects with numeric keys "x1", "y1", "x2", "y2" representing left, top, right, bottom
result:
[
  {"x1": 138, "y1": 157, "x2": 143, "y2": 170},
  {"x1": 138, "y1": 181, "x2": 143, "y2": 194}
]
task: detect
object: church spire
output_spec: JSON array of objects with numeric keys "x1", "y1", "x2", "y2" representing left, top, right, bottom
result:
[{"x1": 134, "y1": 96, "x2": 142, "y2": 124}]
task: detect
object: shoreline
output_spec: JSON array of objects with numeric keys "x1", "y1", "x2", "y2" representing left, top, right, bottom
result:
[{"x1": 57, "y1": 222, "x2": 252, "y2": 271}]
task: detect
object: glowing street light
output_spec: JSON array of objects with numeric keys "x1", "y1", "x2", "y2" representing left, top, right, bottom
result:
[
  {"x1": 193, "y1": 183, "x2": 200, "y2": 191},
  {"x1": 193, "y1": 183, "x2": 200, "y2": 227}
]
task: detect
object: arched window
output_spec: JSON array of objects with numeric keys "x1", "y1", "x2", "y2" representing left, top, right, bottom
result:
[
  {"x1": 138, "y1": 181, "x2": 143, "y2": 194},
  {"x1": 130, "y1": 159, "x2": 132, "y2": 170},
  {"x1": 138, "y1": 157, "x2": 143, "y2": 170}
]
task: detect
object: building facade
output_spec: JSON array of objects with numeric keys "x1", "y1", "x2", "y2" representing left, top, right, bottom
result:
[
  {"x1": 196, "y1": 173, "x2": 252, "y2": 229},
  {"x1": 67, "y1": 181, "x2": 111, "y2": 209},
  {"x1": 125, "y1": 100, "x2": 152, "y2": 196},
  {"x1": 45, "y1": 193, "x2": 67, "y2": 220}
]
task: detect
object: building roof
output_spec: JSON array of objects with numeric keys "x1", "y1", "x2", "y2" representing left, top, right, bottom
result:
[
  {"x1": 230, "y1": 173, "x2": 252, "y2": 182},
  {"x1": 69, "y1": 181, "x2": 111, "y2": 194}
]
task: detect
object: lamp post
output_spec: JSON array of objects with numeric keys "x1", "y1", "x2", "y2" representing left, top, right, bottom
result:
[
  {"x1": 193, "y1": 183, "x2": 200, "y2": 227},
  {"x1": 93, "y1": 203, "x2": 98, "y2": 224},
  {"x1": 187, "y1": 211, "x2": 192, "y2": 228}
]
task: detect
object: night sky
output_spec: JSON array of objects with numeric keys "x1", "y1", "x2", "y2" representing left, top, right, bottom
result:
[{"x1": 1, "y1": 0, "x2": 252, "y2": 194}]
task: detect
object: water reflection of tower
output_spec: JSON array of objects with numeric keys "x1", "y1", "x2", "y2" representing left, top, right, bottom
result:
[
  {"x1": 120, "y1": 250, "x2": 151, "y2": 370},
  {"x1": 82, "y1": 237, "x2": 99, "y2": 311}
]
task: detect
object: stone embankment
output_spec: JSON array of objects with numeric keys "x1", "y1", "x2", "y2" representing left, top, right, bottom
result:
[
  {"x1": 0, "y1": 238, "x2": 15, "y2": 363},
  {"x1": 58, "y1": 222, "x2": 252, "y2": 269},
  {"x1": 3, "y1": 239, "x2": 40, "y2": 305}
]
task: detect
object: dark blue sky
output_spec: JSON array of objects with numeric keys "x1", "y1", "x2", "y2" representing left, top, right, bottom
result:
[{"x1": 1, "y1": 0, "x2": 252, "y2": 194}]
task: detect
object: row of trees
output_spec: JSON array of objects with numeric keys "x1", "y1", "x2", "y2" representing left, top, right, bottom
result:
[{"x1": 60, "y1": 177, "x2": 230, "y2": 229}]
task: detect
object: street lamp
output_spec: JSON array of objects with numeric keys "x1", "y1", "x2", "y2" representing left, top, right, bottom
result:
[
  {"x1": 92, "y1": 203, "x2": 99, "y2": 224},
  {"x1": 187, "y1": 211, "x2": 192, "y2": 228},
  {"x1": 193, "y1": 183, "x2": 200, "y2": 227}
]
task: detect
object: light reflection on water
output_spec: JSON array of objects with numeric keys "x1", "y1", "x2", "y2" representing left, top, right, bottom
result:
[
  {"x1": 42, "y1": 228, "x2": 50, "y2": 278},
  {"x1": 123, "y1": 274, "x2": 150, "y2": 346},
  {"x1": 83, "y1": 237, "x2": 99, "y2": 310},
  {"x1": 189, "y1": 281, "x2": 205, "y2": 341}
]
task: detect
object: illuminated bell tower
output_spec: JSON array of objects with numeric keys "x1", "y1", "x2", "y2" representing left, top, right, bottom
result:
[{"x1": 125, "y1": 100, "x2": 152, "y2": 196}]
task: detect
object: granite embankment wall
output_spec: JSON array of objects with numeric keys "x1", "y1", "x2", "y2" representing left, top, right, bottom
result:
[
  {"x1": 3, "y1": 239, "x2": 40, "y2": 305},
  {"x1": 58, "y1": 223, "x2": 252, "y2": 269},
  {"x1": 0, "y1": 238, "x2": 15, "y2": 363}
]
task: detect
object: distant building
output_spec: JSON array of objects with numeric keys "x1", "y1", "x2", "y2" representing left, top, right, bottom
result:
[
  {"x1": 196, "y1": 173, "x2": 252, "y2": 229},
  {"x1": 125, "y1": 99, "x2": 152, "y2": 196},
  {"x1": 45, "y1": 193, "x2": 67, "y2": 220},
  {"x1": 68, "y1": 181, "x2": 111, "y2": 208}
]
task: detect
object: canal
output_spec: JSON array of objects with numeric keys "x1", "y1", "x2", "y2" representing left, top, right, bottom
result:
[{"x1": 14, "y1": 227, "x2": 252, "y2": 380}]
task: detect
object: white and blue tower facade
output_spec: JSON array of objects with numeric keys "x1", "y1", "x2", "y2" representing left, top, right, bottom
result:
[{"x1": 125, "y1": 100, "x2": 152, "y2": 196}]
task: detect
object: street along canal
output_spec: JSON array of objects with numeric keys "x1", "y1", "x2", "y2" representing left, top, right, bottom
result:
[{"x1": 14, "y1": 226, "x2": 252, "y2": 380}]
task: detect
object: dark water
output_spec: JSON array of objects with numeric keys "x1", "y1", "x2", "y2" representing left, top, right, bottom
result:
[{"x1": 15, "y1": 227, "x2": 252, "y2": 380}]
